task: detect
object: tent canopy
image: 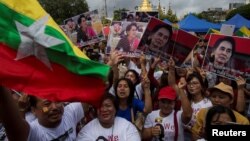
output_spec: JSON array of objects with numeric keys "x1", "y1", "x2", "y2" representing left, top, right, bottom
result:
[
  {"x1": 178, "y1": 14, "x2": 221, "y2": 33},
  {"x1": 223, "y1": 14, "x2": 250, "y2": 29},
  {"x1": 163, "y1": 19, "x2": 172, "y2": 25}
]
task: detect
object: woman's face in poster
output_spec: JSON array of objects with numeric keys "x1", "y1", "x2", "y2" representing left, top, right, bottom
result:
[
  {"x1": 80, "y1": 17, "x2": 87, "y2": 28},
  {"x1": 113, "y1": 23, "x2": 121, "y2": 33},
  {"x1": 150, "y1": 27, "x2": 170, "y2": 49},
  {"x1": 127, "y1": 25, "x2": 137, "y2": 39},
  {"x1": 214, "y1": 40, "x2": 233, "y2": 65}
]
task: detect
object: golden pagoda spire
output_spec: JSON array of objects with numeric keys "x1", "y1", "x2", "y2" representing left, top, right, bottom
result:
[{"x1": 138, "y1": 0, "x2": 152, "y2": 11}]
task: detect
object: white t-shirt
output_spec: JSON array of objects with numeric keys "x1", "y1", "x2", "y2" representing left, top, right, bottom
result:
[
  {"x1": 25, "y1": 112, "x2": 36, "y2": 123},
  {"x1": 189, "y1": 98, "x2": 212, "y2": 128},
  {"x1": 28, "y1": 102, "x2": 84, "y2": 141},
  {"x1": 144, "y1": 110, "x2": 185, "y2": 141},
  {"x1": 0, "y1": 123, "x2": 8, "y2": 141},
  {"x1": 76, "y1": 117, "x2": 141, "y2": 141}
]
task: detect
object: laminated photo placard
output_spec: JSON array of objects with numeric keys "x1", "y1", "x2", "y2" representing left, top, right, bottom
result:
[
  {"x1": 202, "y1": 34, "x2": 250, "y2": 84},
  {"x1": 135, "y1": 11, "x2": 159, "y2": 22},
  {"x1": 64, "y1": 10, "x2": 104, "y2": 47},
  {"x1": 137, "y1": 17, "x2": 199, "y2": 66},
  {"x1": 106, "y1": 21, "x2": 147, "y2": 57}
]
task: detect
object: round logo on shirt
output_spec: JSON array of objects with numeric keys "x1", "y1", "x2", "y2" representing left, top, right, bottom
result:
[{"x1": 96, "y1": 136, "x2": 108, "y2": 141}]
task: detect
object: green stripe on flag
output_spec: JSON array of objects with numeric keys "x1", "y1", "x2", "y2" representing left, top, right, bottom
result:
[
  {"x1": 0, "y1": 3, "x2": 110, "y2": 80},
  {"x1": 236, "y1": 26, "x2": 250, "y2": 37}
]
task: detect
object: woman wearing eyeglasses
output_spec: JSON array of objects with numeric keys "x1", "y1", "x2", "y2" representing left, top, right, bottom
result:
[{"x1": 184, "y1": 72, "x2": 212, "y2": 140}]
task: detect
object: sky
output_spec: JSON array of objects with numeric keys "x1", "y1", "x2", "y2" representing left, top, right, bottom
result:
[{"x1": 85, "y1": 0, "x2": 247, "y2": 19}]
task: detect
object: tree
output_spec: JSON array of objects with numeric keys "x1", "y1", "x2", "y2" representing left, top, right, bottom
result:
[
  {"x1": 38, "y1": 0, "x2": 89, "y2": 24},
  {"x1": 159, "y1": 7, "x2": 178, "y2": 23},
  {"x1": 101, "y1": 16, "x2": 112, "y2": 26},
  {"x1": 226, "y1": 4, "x2": 250, "y2": 20},
  {"x1": 113, "y1": 8, "x2": 129, "y2": 21}
]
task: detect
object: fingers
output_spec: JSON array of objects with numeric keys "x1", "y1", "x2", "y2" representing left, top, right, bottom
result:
[
  {"x1": 168, "y1": 57, "x2": 175, "y2": 69},
  {"x1": 142, "y1": 76, "x2": 150, "y2": 89},
  {"x1": 236, "y1": 76, "x2": 246, "y2": 89},
  {"x1": 110, "y1": 51, "x2": 124, "y2": 65},
  {"x1": 151, "y1": 126, "x2": 161, "y2": 136},
  {"x1": 18, "y1": 93, "x2": 30, "y2": 111},
  {"x1": 178, "y1": 77, "x2": 187, "y2": 89}
]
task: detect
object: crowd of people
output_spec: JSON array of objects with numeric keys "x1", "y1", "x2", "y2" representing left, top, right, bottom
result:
[
  {"x1": 1, "y1": 47, "x2": 250, "y2": 140},
  {"x1": 1, "y1": 9, "x2": 250, "y2": 141}
]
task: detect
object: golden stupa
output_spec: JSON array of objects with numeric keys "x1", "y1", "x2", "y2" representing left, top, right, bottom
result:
[{"x1": 138, "y1": 0, "x2": 152, "y2": 11}]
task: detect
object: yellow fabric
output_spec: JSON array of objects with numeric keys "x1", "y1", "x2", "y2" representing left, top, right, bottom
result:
[
  {"x1": 192, "y1": 108, "x2": 250, "y2": 136},
  {"x1": 211, "y1": 29, "x2": 220, "y2": 34},
  {"x1": 0, "y1": 0, "x2": 88, "y2": 59},
  {"x1": 239, "y1": 26, "x2": 250, "y2": 37}
]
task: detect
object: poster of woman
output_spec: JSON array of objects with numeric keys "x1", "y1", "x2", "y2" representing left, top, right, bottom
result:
[
  {"x1": 106, "y1": 21, "x2": 147, "y2": 56},
  {"x1": 202, "y1": 34, "x2": 250, "y2": 84},
  {"x1": 137, "y1": 17, "x2": 199, "y2": 66},
  {"x1": 64, "y1": 10, "x2": 104, "y2": 48}
]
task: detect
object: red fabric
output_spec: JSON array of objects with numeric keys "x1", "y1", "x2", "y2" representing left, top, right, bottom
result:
[
  {"x1": 158, "y1": 86, "x2": 177, "y2": 100},
  {"x1": 0, "y1": 43, "x2": 105, "y2": 107},
  {"x1": 148, "y1": 67, "x2": 159, "y2": 88},
  {"x1": 173, "y1": 29, "x2": 199, "y2": 49}
]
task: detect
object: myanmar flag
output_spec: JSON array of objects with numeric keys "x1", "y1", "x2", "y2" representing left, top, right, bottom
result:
[
  {"x1": 235, "y1": 26, "x2": 250, "y2": 37},
  {"x1": 204, "y1": 28, "x2": 220, "y2": 40},
  {"x1": 0, "y1": 0, "x2": 110, "y2": 106}
]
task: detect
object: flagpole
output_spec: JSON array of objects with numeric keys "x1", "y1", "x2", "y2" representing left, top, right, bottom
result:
[{"x1": 104, "y1": 0, "x2": 108, "y2": 17}]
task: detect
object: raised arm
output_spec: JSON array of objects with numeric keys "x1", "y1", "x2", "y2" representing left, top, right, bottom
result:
[
  {"x1": 173, "y1": 78, "x2": 193, "y2": 124},
  {"x1": 0, "y1": 86, "x2": 30, "y2": 141},
  {"x1": 168, "y1": 58, "x2": 176, "y2": 86},
  {"x1": 141, "y1": 76, "x2": 152, "y2": 114},
  {"x1": 139, "y1": 54, "x2": 147, "y2": 77},
  {"x1": 148, "y1": 57, "x2": 161, "y2": 88},
  {"x1": 107, "y1": 51, "x2": 124, "y2": 84},
  {"x1": 235, "y1": 76, "x2": 246, "y2": 113}
]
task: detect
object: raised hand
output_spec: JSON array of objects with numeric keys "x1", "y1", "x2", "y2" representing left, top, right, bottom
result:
[
  {"x1": 168, "y1": 57, "x2": 175, "y2": 70},
  {"x1": 236, "y1": 76, "x2": 246, "y2": 89},
  {"x1": 178, "y1": 77, "x2": 187, "y2": 89},
  {"x1": 141, "y1": 75, "x2": 150, "y2": 90},
  {"x1": 107, "y1": 50, "x2": 124, "y2": 66},
  {"x1": 18, "y1": 93, "x2": 30, "y2": 112}
]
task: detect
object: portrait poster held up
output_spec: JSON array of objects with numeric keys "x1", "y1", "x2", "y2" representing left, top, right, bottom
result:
[
  {"x1": 202, "y1": 34, "x2": 250, "y2": 85},
  {"x1": 64, "y1": 9, "x2": 105, "y2": 48},
  {"x1": 135, "y1": 11, "x2": 159, "y2": 22},
  {"x1": 137, "y1": 17, "x2": 199, "y2": 66},
  {"x1": 120, "y1": 11, "x2": 159, "y2": 22},
  {"x1": 120, "y1": 11, "x2": 136, "y2": 21},
  {"x1": 106, "y1": 21, "x2": 148, "y2": 57}
]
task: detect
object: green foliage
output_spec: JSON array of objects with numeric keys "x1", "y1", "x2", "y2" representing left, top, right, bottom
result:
[
  {"x1": 197, "y1": 12, "x2": 215, "y2": 23},
  {"x1": 113, "y1": 8, "x2": 128, "y2": 21},
  {"x1": 101, "y1": 16, "x2": 112, "y2": 25},
  {"x1": 159, "y1": 8, "x2": 178, "y2": 23},
  {"x1": 38, "y1": 0, "x2": 89, "y2": 24},
  {"x1": 226, "y1": 4, "x2": 250, "y2": 20}
]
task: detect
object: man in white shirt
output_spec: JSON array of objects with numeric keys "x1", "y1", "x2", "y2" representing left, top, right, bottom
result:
[{"x1": 0, "y1": 86, "x2": 84, "y2": 141}]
